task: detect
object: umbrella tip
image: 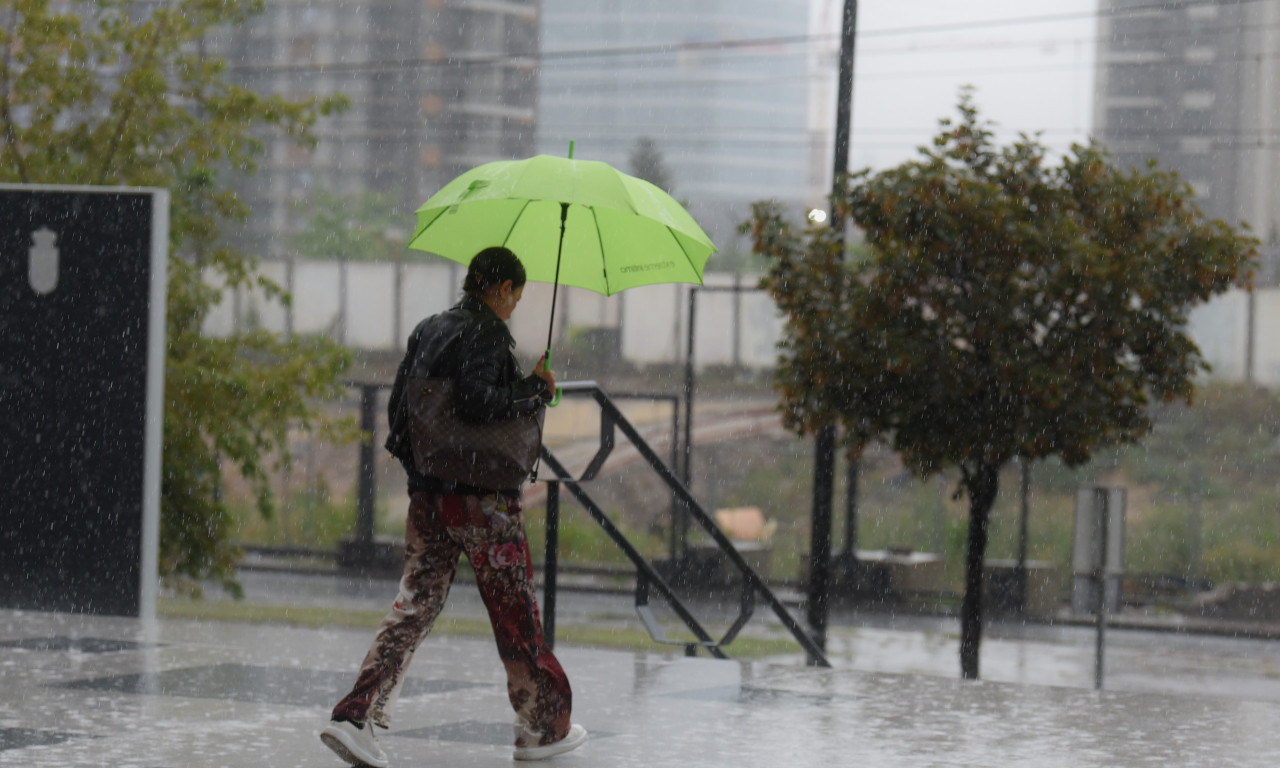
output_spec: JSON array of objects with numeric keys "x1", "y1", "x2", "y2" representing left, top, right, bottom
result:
[{"x1": 568, "y1": 140, "x2": 575, "y2": 159}]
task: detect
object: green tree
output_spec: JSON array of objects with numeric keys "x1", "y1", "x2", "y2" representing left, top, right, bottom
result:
[
  {"x1": 288, "y1": 187, "x2": 406, "y2": 262},
  {"x1": 0, "y1": 0, "x2": 353, "y2": 594},
  {"x1": 747, "y1": 94, "x2": 1257, "y2": 679},
  {"x1": 628, "y1": 136, "x2": 673, "y2": 193}
]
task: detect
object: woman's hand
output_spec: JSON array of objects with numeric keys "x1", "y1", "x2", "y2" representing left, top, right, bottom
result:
[{"x1": 534, "y1": 355, "x2": 557, "y2": 398}]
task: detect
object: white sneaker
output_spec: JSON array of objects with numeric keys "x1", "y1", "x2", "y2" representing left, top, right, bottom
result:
[
  {"x1": 513, "y1": 723, "x2": 587, "y2": 761},
  {"x1": 320, "y1": 719, "x2": 389, "y2": 768}
]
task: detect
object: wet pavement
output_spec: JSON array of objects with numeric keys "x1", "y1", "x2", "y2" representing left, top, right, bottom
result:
[
  {"x1": 223, "y1": 568, "x2": 1280, "y2": 702},
  {"x1": 4, "y1": 571, "x2": 1280, "y2": 766}
]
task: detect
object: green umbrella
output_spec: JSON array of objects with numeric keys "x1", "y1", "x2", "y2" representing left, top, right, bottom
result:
[{"x1": 407, "y1": 150, "x2": 717, "y2": 359}]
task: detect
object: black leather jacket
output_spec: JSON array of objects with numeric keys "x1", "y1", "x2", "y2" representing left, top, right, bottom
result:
[{"x1": 385, "y1": 294, "x2": 550, "y2": 494}]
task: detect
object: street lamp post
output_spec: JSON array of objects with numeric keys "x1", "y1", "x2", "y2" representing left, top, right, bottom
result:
[{"x1": 807, "y1": 0, "x2": 858, "y2": 665}]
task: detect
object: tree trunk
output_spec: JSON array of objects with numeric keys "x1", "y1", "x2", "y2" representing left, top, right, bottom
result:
[{"x1": 959, "y1": 460, "x2": 1001, "y2": 680}]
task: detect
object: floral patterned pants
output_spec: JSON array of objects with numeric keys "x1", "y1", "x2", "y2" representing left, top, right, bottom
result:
[{"x1": 331, "y1": 491, "x2": 573, "y2": 747}]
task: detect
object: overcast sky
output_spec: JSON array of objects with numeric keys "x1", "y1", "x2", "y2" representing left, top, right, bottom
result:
[{"x1": 819, "y1": 0, "x2": 1100, "y2": 173}]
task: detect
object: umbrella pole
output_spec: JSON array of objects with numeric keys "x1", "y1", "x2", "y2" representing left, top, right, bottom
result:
[
  {"x1": 537, "y1": 202, "x2": 570, "y2": 410},
  {"x1": 545, "y1": 201, "x2": 569, "y2": 356}
]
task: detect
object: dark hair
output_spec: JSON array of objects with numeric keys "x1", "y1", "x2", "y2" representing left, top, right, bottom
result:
[{"x1": 463, "y1": 246, "x2": 526, "y2": 295}]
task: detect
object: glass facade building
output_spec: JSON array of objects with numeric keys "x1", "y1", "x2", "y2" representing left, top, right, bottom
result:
[
  {"x1": 537, "y1": 0, "x2": 826, "y2": 253},
  {"x1": 202, "y1": 0, "x2": 540, "y2": 258},
  {"x1": 1094, "y1": 0, "x2": 1280, "y2": 259}
]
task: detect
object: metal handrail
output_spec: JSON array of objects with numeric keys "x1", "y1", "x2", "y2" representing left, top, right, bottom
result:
[{"x1": 540, "y1": 380, "x2": 830, "y2": 666}]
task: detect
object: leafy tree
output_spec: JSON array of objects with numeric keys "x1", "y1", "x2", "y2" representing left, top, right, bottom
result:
[
  {"x1": 747, "y1": 94, "x2": 1257, "y2": 679},
  {"x1": 288, "y1": 186, "x2": 406, "y2": 262},
  {"x1": 0, "y1": 0, "x2": 353, "y2": 594},
  {"x1": 629, "y1": 136, "x2": 673, "y2": 193}
]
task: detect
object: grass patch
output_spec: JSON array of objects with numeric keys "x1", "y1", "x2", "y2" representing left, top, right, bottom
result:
[
  {"x1": 552, "y1": 623, "x2": 800, "y2": 658},
  {"x1": 523, "y1": 508, "x2": 666, "y2": 569},
  {"x1": 228, "y1": 481, "x2": 360, "y2": 550},
  {"x1": 221, "y1": 382, "x2": 1280, "y2": 596},
  {"x1": 158, "y1": 597, "x2": 388, "y2": 630},
  {"x1": 156, "y1": 598, "x2": 801, "y2": 659}
]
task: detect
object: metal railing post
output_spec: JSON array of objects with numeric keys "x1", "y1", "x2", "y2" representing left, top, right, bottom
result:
[
  {"x1": 680, "y1": 288, "x2": 697, "y2": 565},
  {"x1": 560, "y1": 382, "x2": 831, "y2": 666},
  {"x1": 356, "y1": 384, "x2": 379, "y2": 567},
  {"x1": 669, "y1": 403, "x2": 681, "y2": 564},
  {"x1": 544, "y1": 480, "x2": 560, "y2": 649},
  {"x1": 1094, "y1": 487, "x2": 1110, "y2": 690}
]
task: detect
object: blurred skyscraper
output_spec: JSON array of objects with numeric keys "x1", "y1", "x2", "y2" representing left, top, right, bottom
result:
[
  {"x1": 201, "y1": 1, "x2": 834, "y2": 263},
  {"x1": 1093, "y1": 0, "x2": 1280, "y2": 280},
  {"x1": 205, "y1": 0, "x2": 539, "y2": 258},
  {"x1": 537, "y1": 0, "x2": 830, "y2": 256}
]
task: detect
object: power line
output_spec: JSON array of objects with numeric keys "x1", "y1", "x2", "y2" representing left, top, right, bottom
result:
[
  {"x1": 307, "y1": 112, "x2": 1280, "y2": 148},
  {"x1": 540, "y1": 15, "x2": 1280, "y2": 81},
  {"x1": 855, "y1": 0, "x2": 1274, "y2": 38},
  {"x1": 855, "y1": 16, "x2": 1280, "y2": 61},
  {"x1": 219, "y1": 0, "x2": 1280, "y2": 76},
  {"x1": 338, "y1": 38, "x2": 1279, "y2": 101},
  {"x1": 214, "y1": 1, "x2": 1280, "y2": 163}
]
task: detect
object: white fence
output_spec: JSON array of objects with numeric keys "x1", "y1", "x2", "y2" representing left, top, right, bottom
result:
[
  {"x1": 203, "y1": 260, "x2": 782, "y2": 369},
  {"x1": 204, "y1": 258, "x2": 1280, "y2": 384}
]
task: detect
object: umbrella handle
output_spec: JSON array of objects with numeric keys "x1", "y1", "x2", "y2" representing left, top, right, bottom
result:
[{"x1": 541, "y1": 351, "x2": 562, "y2": 407}]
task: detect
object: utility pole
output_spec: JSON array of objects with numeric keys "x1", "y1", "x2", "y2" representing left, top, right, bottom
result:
[{"x1": 807, "y1": 0, "x2": 857, "y2": 665}]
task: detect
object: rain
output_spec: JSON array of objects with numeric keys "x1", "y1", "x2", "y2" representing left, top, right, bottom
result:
[{"x1": 2, "y1": 0, "x2": 1280, "y2": 765}]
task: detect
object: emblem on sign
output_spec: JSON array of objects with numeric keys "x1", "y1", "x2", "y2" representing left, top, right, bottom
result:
[{"x1": 28, "y1": 227, "x2": 59, "y2": 295}]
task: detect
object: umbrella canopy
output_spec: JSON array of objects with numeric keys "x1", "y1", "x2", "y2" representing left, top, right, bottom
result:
[{"x1": 407, "y1": 154, "x2": 716, "y2": 296}]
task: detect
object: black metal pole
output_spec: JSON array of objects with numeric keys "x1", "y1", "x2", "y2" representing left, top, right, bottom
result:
[
  {"x1": 807, "y1": 426, "x2": 836, "y2": 663},
  {"x1": 356, "y1": 384, "x2": 378, "y2": 567},
  {"x1": 1094, "y1": 488, "x2": 1109, "y2": 690},
  {"x1": 683, "y1": 287, "x2": 696, "y2": 489},
  {"x1": 544, "y1": 481, "x2": 560, "y2": 649},
  {"x1": 732, "y1": 271, "x2": 742, "y2": 368},
  {"x1": 1017, "y1": 457, "x2": 1031, "y2": 611},
  {"x1": 832, "y1": 0, "x2": 857, "y2": 198},
  {"x1": 669, "y1": 402, "x2": 681, "y2": 563},
  {"x1": 285, "y1": 257, "x2": 295, "y2": 339},
  {"x1": 679, "y1": 288, "x2": 697, "y2": 564},
  {"x1": 545, "y1": 202, "x2": 570, "y2": 357},
  {"x1": 392, "y1": 256, "x2": 403, "y2": 346},
  {"x1": 807, "y1": 0, "x2": 858, "y2": 665},
  {"x1": 339, "y1": 260, "x2": 349, "y2": 345},
  {"x1": 842, "y1": 454, "x2": 858, "y2": 560},
  {"x1": 1246, "y1": 285, "x2": 1256, "y2": 383}
]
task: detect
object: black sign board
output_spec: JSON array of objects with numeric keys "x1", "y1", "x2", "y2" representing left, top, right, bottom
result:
[{"x1": 0, "y1": 186, "x2": 167, "y2": 617}]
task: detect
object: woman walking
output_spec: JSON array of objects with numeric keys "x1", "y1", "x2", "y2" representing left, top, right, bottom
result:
[{"x1": 321, "y1": 247, "x2": 586, "y2": 766}]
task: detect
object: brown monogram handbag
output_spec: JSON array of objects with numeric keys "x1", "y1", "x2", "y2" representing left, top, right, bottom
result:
[{"x1": 406, "y1": 376, "x2": 545, "y2": 491}]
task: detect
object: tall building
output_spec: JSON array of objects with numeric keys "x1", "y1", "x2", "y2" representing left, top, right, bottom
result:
[
  {"x1": 536, "y1": 0, "x2": 827, "y2": 254},
  {"x1": 203, "y1": 0, "x2": 540, "y2": 258},
  {"x1": 1093, "y1": 0, "x2": 1280, "y2": 275}
]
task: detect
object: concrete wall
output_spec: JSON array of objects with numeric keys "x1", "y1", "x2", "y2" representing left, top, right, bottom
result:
[
  {"x1": 205, "y1": 259, "x2": 1280, "y2": 383},
  {"x1": 1188, "y1": 287, "x2": 1280, "y2": 386}
]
